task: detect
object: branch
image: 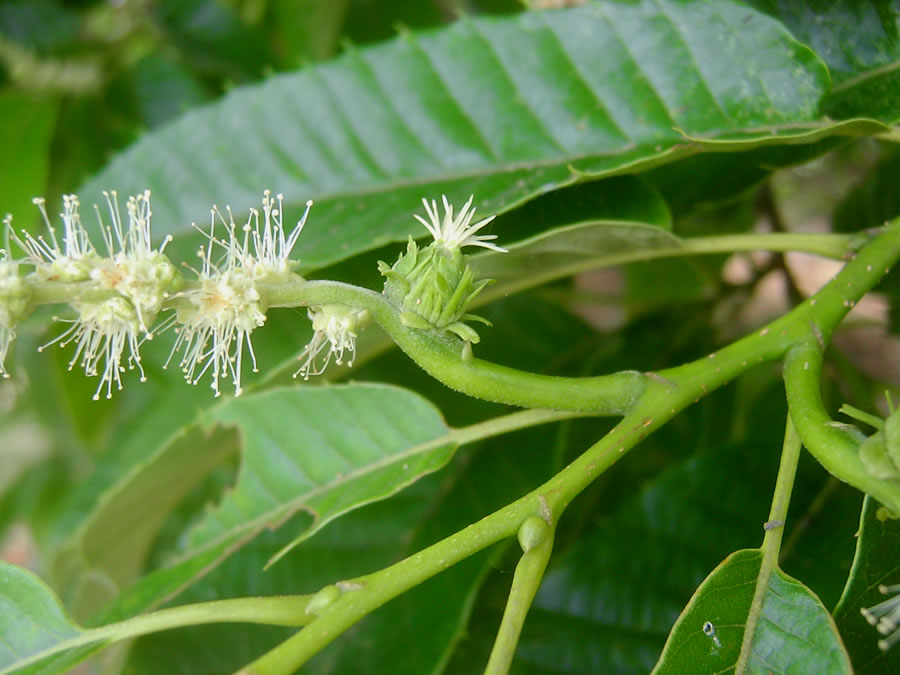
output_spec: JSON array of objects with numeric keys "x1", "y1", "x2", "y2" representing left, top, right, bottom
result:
[{"x1": 237, "y1": 219, "x2": 900, "y2": 674}]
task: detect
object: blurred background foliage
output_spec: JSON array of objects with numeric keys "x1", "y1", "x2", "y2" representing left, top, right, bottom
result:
[{"x1": 1, "y1": 1, "x2": 900, "y2": 673}]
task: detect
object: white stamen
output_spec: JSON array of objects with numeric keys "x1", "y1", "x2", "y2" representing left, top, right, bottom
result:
[{"x1": 414, "y1": 194, "x2": 507, "y2": 252}]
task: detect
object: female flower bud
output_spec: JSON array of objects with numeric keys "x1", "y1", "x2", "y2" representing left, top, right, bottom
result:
[
  {"x1": 857, "y1": 402, "x2": 900, "y2": 482},
  {"x1": 378, "y1": 195, "x2": 506, "y2": 344}
]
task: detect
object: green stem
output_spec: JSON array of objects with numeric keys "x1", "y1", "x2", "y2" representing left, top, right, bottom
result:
[
  {"x1": 472, "y1": 231, "x2": 853, "y2": 305},
  {"x1": 784, "y1": 340, "x2": 900, "y2": 513},
  {"x1": 268, "y1": 280, "x2": 647, "y2": 414},
  {"x1": 484, "y1": 519, "x2": 555, "y2": 675},
  {"x1": 2, "y1": 596, "x2": 313, "y2": 675},
  {"x1": 734, "y1": 415, "x2": 802, "y2": 674},
  {"x1": 238, "y1": 220, "x2": 900, "y2": 674}
]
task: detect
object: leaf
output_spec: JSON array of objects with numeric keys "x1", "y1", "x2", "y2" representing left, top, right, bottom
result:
[
  {"x1": 51, "y1": 425, "x2": 241, "y2": 620},
  {"x1": 653, "y1": 549, "x2": 851, "y2": 674},
  {"x1": 487, "y1": 435, "x2": 789, "y2": 672},
  {"x1": 186, "y1": 383, "x2": 455, "y2": 565},
  {"x1": 76, "y1": 0, "x2": 846, "y2": 271},
  {"x1": 127, "y1": 422, "x2": 561, "y2": 674},
  {"x1": 470, "y1": 222, "x2": 681, "y2": 303},
  {"x1": 129, "y1": 53, "x2": 210, "y2": 129},
  {"x1": 68, "y1": 384, "x2": 456, "y2": 626},
  {"x1": 0, "y1": 562, "x2": 83, "y2": 675},
  {"x1": 643, "y1": 138, "x2": 846, "y2": 219},
  {"x1": 833, "y1": 495, "x2": 900, "y2": 673},
  {"x1": 746, "y1": 1, "x2": 900, "y2": 122},
  {"x1": 0, "y1": 92, "x2": 58, "y2": 229}
]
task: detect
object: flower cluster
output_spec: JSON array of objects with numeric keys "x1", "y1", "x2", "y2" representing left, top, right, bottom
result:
[
  {"x1": 0, "y1": 191, "x2": 504, "y2": 398},
  {"x1": 378, "y1": 194, "x2": 505, "y2": 344},
  {"x1": 166, "y1": 191, "x2": 311, "y2": 397},
  {"x1": 294, "y1": 304, "x2": 370, "y2": 381},
  {"x1": 8, "y1": 191, "x2": 180, "y2": 399}
]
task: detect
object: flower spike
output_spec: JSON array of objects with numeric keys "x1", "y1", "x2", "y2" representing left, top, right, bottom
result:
[{"x1": 167, "y1": 191, "x2": 312, "y2": 396}]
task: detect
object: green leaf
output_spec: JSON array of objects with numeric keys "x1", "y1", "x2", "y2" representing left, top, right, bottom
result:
[
  {"x1": 51, "y1": 425, "x2": 241, "y2": 620},
  {"x1": 653, "y1": 549, "x2": 851, "y2": 674},
  {"x1": 833, "y1": 495, "x2": 900, "y2": 673},
  {"x1": 67, "y1": 384, "x2": 455, "y2": 625},
  {"x1": 470, "y1": 221, "x2": 680, "y2": 302},
  {"x1": 0, "y1": 562, "x2": 83, "y2": 675},
  {"x1": 643, "y1": 138, "x2": 845, "y2": 219},
  {"x1": 128, "y1": 423, "x2": 560, "y2": 674},
  {"x1": 746, "y1": 1, "x2": 900, "y2": 122},
  {"x1": 76, "y1": 0, "x2": 845, "y2": 270},
  {"x1": 186, "y1": 383, "x2": 454, "y2": 565},
  {"x1": 129, "y1": 53, "x2": 210, "y2": 129},
  {"x1": 0, "y1": 92, "x2": 58, "y2": 229}
]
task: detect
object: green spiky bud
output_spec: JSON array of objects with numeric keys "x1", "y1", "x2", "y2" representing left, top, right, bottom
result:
[{"x1": 378, "y1": 195, "x2": 506, "y2": 344}]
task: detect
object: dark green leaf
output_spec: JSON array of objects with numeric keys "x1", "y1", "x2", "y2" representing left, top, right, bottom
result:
[
  {"x1": 77, "y1": 0, "x2": 845, "y2": 271},
  {"x1": 746, "y1": 1, "x2": 900, "y2": 122},
  {"x1": 654, "y1": 549, "x2": 851, "y2": 674},
  {"x1": 129, "y1": 54, "x2": 210, "y2": 129},
  {"x1": 834, "y1": 495, "x2": 900, "y2": 673}
]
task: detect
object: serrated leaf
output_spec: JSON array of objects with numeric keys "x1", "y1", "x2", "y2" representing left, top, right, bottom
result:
[
  {"x1": 66, "y1": 384, "x2": 465, "y2": 627},
  {"x1": 75, "y1": 0, "x2": 847, "y2": 271},
  {"x1": 653, "y1": 549, "x2": 851, "y2": 674},
  {"x1": 746, "y1": 1, "x2": 900, "y2": 122},
  {"x1": 186, "y1": 383, "x2": 455, "y2": 565},
  {"x1": 833, "y1": 495, "x2": 900, "y2": 673}
]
